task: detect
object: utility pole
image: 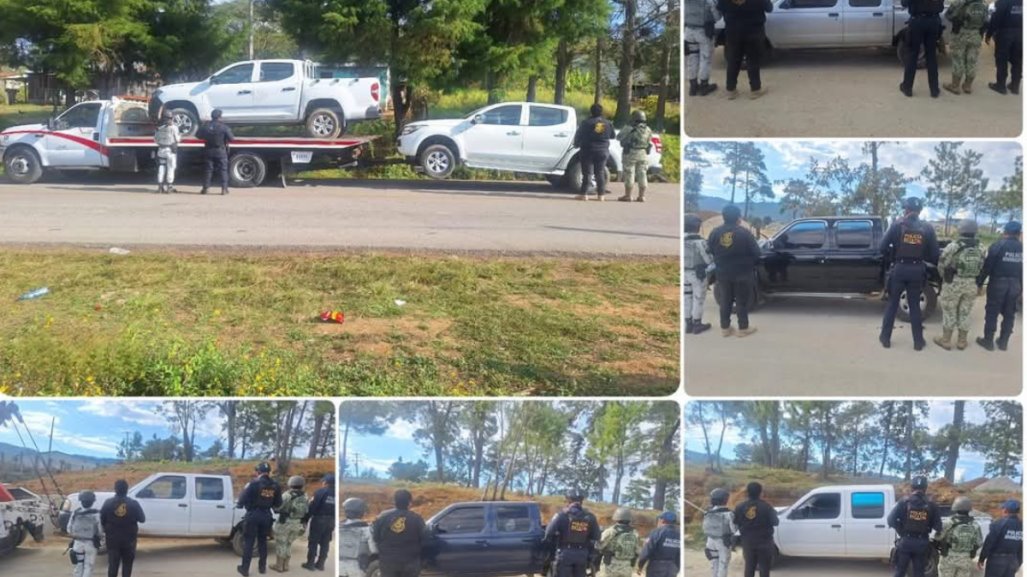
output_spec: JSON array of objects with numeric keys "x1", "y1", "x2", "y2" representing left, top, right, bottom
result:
[{"x1": 248, "y1": 0, "x2": 255, "y2": 60}]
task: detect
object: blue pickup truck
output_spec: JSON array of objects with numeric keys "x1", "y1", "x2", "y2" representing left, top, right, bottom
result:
[{"x1": 366, "y1": 501, "x2": 549, "y2": 577}]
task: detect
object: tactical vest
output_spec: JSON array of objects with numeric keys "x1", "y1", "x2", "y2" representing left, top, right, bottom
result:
[
  {"x1": 281, "y1": 491, "x2": 309, "y2": 521},
  {"x1": 954, "y1": 241, "x2": 984, "y2": 277},
  {"x1": 563, "y1": 510, "x2": 593, "y2": 546},
  {"x1": 895, "y1": 222, "x2": 927, "y2": 260},
  {"x1": 946, "y1": 517, "x2": 980, "y2": 554},
  {"x1": 69, "y1": 508, "x2": 99, "y2": 540},
  {"x1": 684, "y1": 236, "x2": 707, "y2": 270},
  {"x1": 912, "y1": 0, "x2": 945, "y2": 14},
  {"x1": 155, "y1": 125, "x2": 177, "y2": 147},
  {"x1": 609, "y1": 526, "x2": 639, "y2": 560},
  {"x1": 339, "y1": 523, "x2": 371, "y2": 558},
  {"x1": 703, "y1": 508, "x2": 732, "y2": 540},
  {"x1": 961, "y1": 0, "x2": 990, "y2": 29},
  {"x1": 254, "y1": 478, "x2": 278, "y2": 509},
  {"x1": 902, "y1": 500, "x2": 931, "y2": 535},
  {"x1": 624, "y1": 125, "x2": 651, "y2": 151}
]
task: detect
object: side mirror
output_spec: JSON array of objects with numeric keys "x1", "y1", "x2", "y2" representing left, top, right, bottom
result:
[
  {"x1": 46, "y1": 118, "x2": 55, "y2": 130},
  {"x1": 471, "y1": 114, "x2": 483, "y2": 125},
  {"x1": 209, "y1": 75, "x2": 219, "y2": 85},
  {"x1": 432, "y1": 522, "x2": 444, "y2": 534},
  {"x1": 780, "y1": 0, "x2": 791, "y2": 8}
]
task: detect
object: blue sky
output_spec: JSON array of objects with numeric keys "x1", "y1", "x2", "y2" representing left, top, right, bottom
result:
[{"x1": 685, "y1": 401, "x2": 1004, "y2": 482}]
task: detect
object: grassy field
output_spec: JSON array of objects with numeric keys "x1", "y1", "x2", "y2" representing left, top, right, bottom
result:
[{"x1": 0, "y1": 249, "x2": 679, "y2": 396}]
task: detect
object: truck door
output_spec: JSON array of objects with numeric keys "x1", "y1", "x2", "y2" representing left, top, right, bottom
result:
[
  {"x1": 845, "y1": 490, "x2": 893, "y2": 556},
  {"x1": 843, "y1": 0, "x2": 892, "y2": 44},
  {"x1": 776, "y1": 492, "x2": 844, "y2": 556},
  {"x1": 462, "y1": 104, "x2": 524, "y2": 170},
  {"x1": 205, "y1": 62, "x2": 257, "y2": 120},
  {"x1": 189, "y1": 476, "x2": 234, "y2": 536},
  {"x1": 521, "y1": 106, "x2": 574, "y2": 172},
  {"x1": 767, "y1": 0, "x2": 845, "y2": 48},
  {"x1": 46, "y1": 102, "x2": 105, "y2": 168},
  {"x1": 487, "y1": 505, "x2": 544, "y2": 576},
  {"x1": 253, "y1": 62, "x2": 302, "y2": 121},
  {"x1": 822, "y1": 220, "x2": 883, "y2": 292},
  {"x1": 424, "y1": 505, "x2": 490, "y2": 576},
  {"x1": 761, "y1": 220, "x2": 829, "y2": 292},
  {"x1": 132, "y1": 475, "x2": 190, "y2": 536}
]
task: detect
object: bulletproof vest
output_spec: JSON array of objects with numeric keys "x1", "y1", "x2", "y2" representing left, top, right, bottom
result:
[
  {"x1": 720, "y1": 0, "x2": 769, "y2": 26},
  {"x1": 685, "y1": 0, "x2": 708, "y2": 26},
  {"x1": 911, "y1": 0, "x2": 945, "y2": 14},
  {"x1": 69, "y1": 508, "x2": 99, "y2": 540},
  {"x1": 954, "y1": 240, "x2": 984, "y2": 277},
  {"x1": 624, "y1": 125, "x2": 651, "y2": 151},
  {"x1": 895, "y1": 221, "x2": 927, "y2": 260},
  {"x1": 253, "y1": 477, "x2": 279, "y2": 509},
  {"x1": 339, "y1": 523, "x2": 371, "y2": 559},
  {"x1": 703, "y1": 508, "x2": 732, "y2": 540},
  {"x1": 999, "y1": 518, "x2": 1023, "y2": 551},
  {"x1": 282, "y1": 491, "x2": 309, "y2": 520},
  {"x1": 311, "y1": 489, "x2": 335, "y2": 517},
  {"x1": 684, "y1": 236, "x2": 707, "y2": 269},
  {"x1": 562, "y1": 509, "x2": 593, "y2": 546},
  {"x1": 995, "y1": 239, "x2": 1023, "y2": 278},
  {"x1": 648, "y1": 526, "x2": 681, "y2": 561},
  {"x1": 946, "y1": 516, "x2": 980, "y2": 554},
  {"x1": 378, "y1": 509, "x2": 422, "y2": 552},
  {"x1": 961, "y1": 0, "x2": 990, "y2": 28},
  {"x1": 155, "y1": 124, "x2": 177, "y2": 147},
  {"x1": 902, "y1": 498, "x2": 931, "y2": 535},
  {"x1": 609, "y1": 525, "x2": 639, "y2": 560}
]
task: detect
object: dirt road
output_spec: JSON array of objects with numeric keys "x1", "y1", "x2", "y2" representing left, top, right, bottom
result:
[
  {"x1": 3, "y1": 538, "x2": 324, "y2": 576},
  {"x1": 684, "y1": 548, "x2": 1023, "y2": 576},
  {"x1": 684, "y1": 44, "x2": 1022, "y2": 137},
  {"x1": 684, "y1": 294, "x2": 1022, "y2": 396},
  {"x1": 0, "y1": 176, "x2": 679, "y2": 256}
]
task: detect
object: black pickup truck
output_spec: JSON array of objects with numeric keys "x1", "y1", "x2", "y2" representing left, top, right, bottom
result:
[{"x1": 712, "y1": 216, "x2": 946, "y2": 321}]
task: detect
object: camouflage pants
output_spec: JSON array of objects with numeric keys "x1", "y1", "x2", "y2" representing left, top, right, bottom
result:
[
  {"x1": 941, "y1": 278, "x2": 978, "y2": 332},
  {"x1": 623, "y1": 152, "x2": 648, "y2": 196},
  {"x1": 950, "y1": 30, "x2": 984, "y2": 82},
  {"x1": 274, "y1": 521, "x2": 303, "y2": 559},
  {"x1": 600, "y1": 558, "x2": 635, "y2": 577},
  {"x1": 939, "y1": 553, "x2": 977, "y2": 577}
]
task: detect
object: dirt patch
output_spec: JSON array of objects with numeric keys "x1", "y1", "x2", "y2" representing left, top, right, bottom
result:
[{"x1": 315, "y1": 316, "x2": 456, "y2": 359}]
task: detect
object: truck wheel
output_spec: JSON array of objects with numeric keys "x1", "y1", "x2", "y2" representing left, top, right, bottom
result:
[
  {"x1": 3, "y1": 147, "x2": 43, "y2": 184},
  {"x1": 420, "y1": 144, "x2": 457, "y2": 179},
  {"x1": 566, "y1": 159, "x2": 611, "y2": 193},
  {"x1": 229, "y1": 153, "x2": 268, "y2": 188},
  {"x1": 305, "y1": 108, "x2": 342, "y2": 138},
  {"x1": 169, "y1": 107, "x2": 199, "y2": 137},
  {"x1": 898, "y1": 283, "x2": 938, "y2": 322},
  {"x1": 366, "y1": 560, "x2": 381, "y2": 577},
  {"x1": 896, "y1": 36, "x2": 927, "y2": 69},
  {"x1": 232, "y1": 531, "x2": 244, "y2": 557}
]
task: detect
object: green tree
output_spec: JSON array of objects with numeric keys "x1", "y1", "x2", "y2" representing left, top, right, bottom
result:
[
  {"x1": 969, "y1": 401, "x2": 1023, "y2": 480},
  {"x1": 550, "y1": 0, "x2": 609, "y2": 104},
  {"x1": 922, "y1": 142, "x2": 987, "y2": 235},
  {"x1": 388, "y1": 457, "x2": 429, "y2": 482},
  {"x1": 339, "y1": 401, "x2": 396, "y2": 479}
]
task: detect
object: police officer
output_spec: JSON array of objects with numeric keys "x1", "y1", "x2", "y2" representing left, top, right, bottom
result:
[
  {"x1": 708, "y1": 205, "x2": 761, "y2": 337},
  {"x1": 986, "y1": 0, "x2": 1023, "y2": 95},
  {"x1": 154, "y1": 111, "x2": 180, "y2": 194},
  {"x1": 733, "y1": 482, "x2": 778, "y2": 577},
  {"x1": 597, "y1": 508, "x2": 639, "y2": 577},
  {"x1": 638, "y1": 511, "x2": 680, "y2": 577},
  {"x1": 372, "y1": 489, "x2": 428, "y2": 577},
  {"x1": 69, "y1": 490, "x2": 103, "y2": 577},
  {"x1": 236, "y1": 461, "x2": 283, "y2": 577},
  {"x1": 339, "y1": 498, "x2": 374, "y2": 577},
  {"x1": 887, "y1": 476, "x2": 942, "y2": 577},
  {"x1": 900, "y1": 0, "x2": 946, "y2": 97},
  {"x1": 879, "y1": 197, "x2": 940, "y2": 350},
  {"x1": 716, "y1": 0, "x2": 773, "y2": 100},
  {"x1": 196, "y1": 108, "x2": 234, "y2": 195},
  {"x1": 544, "y1": 491, "x2": 602, "y2": 577},
  {"x1": 976, "y1": 221, "x2": 1023, "y2": 351},
  {"x1": 978, "y1": 499, "x2": 1023, "y2": 576},
  {"x1": 100, "y1": 479, "x2": 146, "y2": 577},
  {"x1": 273, "y1": 475, "x2": 309, "y2": 572},
  {"x1": 572, "y1": 104, "x2": 614, "y2": 201},
  {"x1": 936, "y1": 496, "x2": 982, "y2": 577},
  {"x1": 685, "y1": 0, "x2": 721, "y2": 96},
  {"x1": 703, "y1": 489, "x2": 735, "y2": 577},
  {"x1": 616, "y1": 111, "x2": 652, "y2": 203},
  {"x1": 684, "y1": 214, "x2": 715, "y2": 335},
  {"x1": 933, "y1": 219, "x2": 985, "y2": 351},
  {"x1": 302, "y1": 474, "x2": 335, "y2": 571}
]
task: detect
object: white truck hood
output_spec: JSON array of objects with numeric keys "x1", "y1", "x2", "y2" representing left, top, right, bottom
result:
[
  {"x1": 406, "y1": 119, "x2": 466, "y2": 130},
  {"x1": 2, "y1": 122, "x2": 46, "y2": 134},
  {"x1": 155, "y1": 80, "x2": 207, "y2": 97}
]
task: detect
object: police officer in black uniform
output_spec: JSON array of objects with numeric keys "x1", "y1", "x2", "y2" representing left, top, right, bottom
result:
[
  {"x1": 733, "y1": 482, "x2": 778, "y2": 577},
  {"x1": 543, "y1": 491, "x2": 602, "y2": 577},
  {"x1": 716, "y1": 0, "x2": 773, "y2": 99},
  {"x1": 900, "y1": 0, "x2": 945, "y2": 97},
  {"x1": 196, "y1": 108, "x2": 235, "y2": 195},
  {"x1": 887, "y1": 476, "x2": 942, "y2": 577},
  {"x1": 978, "y1": 499, "x2": 1023, "y2": 577},
  {"x1": 879, "y1": 197, "x2": 940, "y2": 350},
  {"x1": 976, "y1": 221, "x2": 1023, "y2": 351},
  {"x1": 236, "y1": 461, "x2": 283, "y2": 576},
  {"x1": 987, "y1": 0, "x2": 1023, "y2": 94},
  {"x1": 638, "y1": 511, "x2": 681, "y2": 577},
  {"x1": 572, "y1": 104, "x2": 614, "y2": 201},
  {"x1": 100, "y1": 479, "x2": 146, "y2": 577},
  {"x1": 301, "y1": 473, "x2": 336, "y2": 571},
  {"x1": 372, "y1": 489, "x2": 428, "y2": 577},
  {"x1": 708, "y1": 204, "x2": 762, "y2": 337}
]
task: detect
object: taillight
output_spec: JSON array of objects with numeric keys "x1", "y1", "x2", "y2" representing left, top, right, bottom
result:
[
  {"x1": 371, "y1": 82, "x2": 380, "y2": 103},
  {"x1": 651, "y1": 136, "x2": 662, "y2": 154}
]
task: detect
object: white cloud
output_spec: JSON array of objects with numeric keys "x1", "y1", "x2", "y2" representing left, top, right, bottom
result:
[
  {"x1": 386, "y1": 420, "x2": 417, "y2": 441},
  {"x1": 14, "y1": 410, "x2": 120, "y2": 456},
  {"x1": 78, "y1": 400, "x2": 165, "y2": 427}
]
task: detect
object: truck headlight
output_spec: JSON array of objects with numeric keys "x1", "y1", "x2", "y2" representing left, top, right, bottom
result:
[
  {"x1": 400, "y1": 125, "x2": 422, "y2": 137},
  {"x1": 61, "y1": 499, "x2": 72, "y2": 512}
]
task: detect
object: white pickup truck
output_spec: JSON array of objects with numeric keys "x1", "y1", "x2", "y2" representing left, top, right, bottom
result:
[
  {"x1": 149, "y1": 59, "x2": 382, "y2": 138},
  {"x1": 395, "y1": 102, "x2": 663, "y2": 192},
  {"x1": 58, "y1": 473, "x2": 264, "y2": 556},
  {"x1": 1, "y1": 485, "x2": 48, "y2": 556},
  {"x1": 771, "y1": 484, "x2": 991, "y2": 576}
]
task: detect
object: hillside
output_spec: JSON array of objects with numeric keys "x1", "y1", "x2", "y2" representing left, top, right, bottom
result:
[
  {"x1": 343, "y1": 482, "x2": 662, "y2": 537},
  {"x1": 0, "y1": 441, "x2": 119, "y2": 480}
]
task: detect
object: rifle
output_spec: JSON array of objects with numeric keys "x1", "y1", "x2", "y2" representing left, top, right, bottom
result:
[
  {"x1": 684, "y1": 499, "x2": 708, "y2": 516},
  {"x1": 587, "y1": 549, "x2": 601, "y2": 577}
]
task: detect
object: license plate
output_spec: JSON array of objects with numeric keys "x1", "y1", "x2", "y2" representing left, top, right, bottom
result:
[{"x1": 291, "y1": 151, "x2": 313, "y2": 164}]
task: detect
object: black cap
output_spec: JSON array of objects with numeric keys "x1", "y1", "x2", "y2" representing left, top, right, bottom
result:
[
  {"x1": 902, "y1": 197, "x2": 923, "y2": 213},
  {"x1": 911, "y1": 476, "x2": 928, "y2": 491}
]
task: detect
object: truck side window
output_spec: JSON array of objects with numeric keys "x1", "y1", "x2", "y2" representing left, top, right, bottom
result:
[
  {"x1": 529, "y1": 106, "x2": 568, "y2": 127},
  {"x1": 57, "y1": 103, "x2": 102, "y2": 129},
  {"x1": 481, "y1": 105, "x2": 522, "y2": 126},
  {"x1": 851, "y1": 492, "x2": 885, "y2": 518},
  {"x1": 196, "y1": 478, "x2": 225, "y2": 501},
  {"x1": 214, "y1": 63, "x2": 254, "y2": 85},
  {"x1": 791, "y1": 0, "x2": 838, "y2": 6},
  {"x1": 496, "y1": 506, "x2": 532, "y2": 533},
  {"x1": 437, "y1": 507, "x2": 486, "y2": 534},
  {"x1": 836, "y1": 220, "x2": 873, "y2": 249},
  {"x1": 794, "y1": 493, "x2": 841, "y2": 520},
  {"x1": 137, "y1": 475, "x2": 188, "y2": 500},
  {"x1": 780, "y1": 221, "x2": 826, "y2": 249},
  {"x1": 260, "y1": 63, "x2": 295, "y2": 82},
  {"x1": 849, "y1": 0, "x2": 881, "y2": 5}
]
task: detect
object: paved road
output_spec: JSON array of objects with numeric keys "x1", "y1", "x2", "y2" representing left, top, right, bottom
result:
[
  {"x1": 3, "y1": 538, "x2": 321, "y2": 576},
  {"x1": 684, "y1": 44, "x2": 1022, "y2": 137},
  {"x1": 684, "y1": 548, "x2": 1023, "y2": 576},
  {"x1": 0, "y1": 176, "x2": 680, "y2": 256},
  {"x1": 685, "y1": 293, "x2": 1022, "y2": 396}
]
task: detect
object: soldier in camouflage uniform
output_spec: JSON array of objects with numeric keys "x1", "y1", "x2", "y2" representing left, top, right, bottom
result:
[
  {"x1": 934, "y1": 219, "x2": 985, "y2": 350},
  {"x1": 616, "y1": 111, "x2": 653, "y2": 203},
  {"x1": 273, "y1": 476, "x2": 309, "y2": 572},
  {"x1": 339, "y1": 498, "x2": 375, "y2": 577},
  {"x1": 597, "y1": 508, "x2": 640, "y2": 577},
  {"x1": 937, "y1": 497, "x2": 983, "y2": 577},
  {"x1": 943, "y1": 0, "x2": 990, "y2": 93}
]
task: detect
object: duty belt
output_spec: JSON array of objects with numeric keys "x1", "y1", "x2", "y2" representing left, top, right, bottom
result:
[
  {"x1": 561, "y1": 544, "x2": 589, "y2": 550},
  {"x1": 896, "y1": 259, "x2": 924, "y2": 264}
]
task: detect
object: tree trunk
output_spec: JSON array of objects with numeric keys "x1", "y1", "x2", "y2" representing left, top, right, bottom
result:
[
  {"x1": 879, "y1": 402, "x2": 894, "y2": 477},
  {"x1": 593, "y1": 37, "x2": 604, "y2": 104},
  {"x1": 654, "y1": 0, "x2": 676, "y2": 132},
  {"x1": 308, "y1": 411, "x2": 325, "y2": 459},
  {"x1": 222, "y1": 402, "x2": 237, "y2": 459},
  {"x1": 903, "y1": 401, "x2": 914, "y2": 481},
  {"x1": 526, "y1": 75, "x2": 538, "y2": 102},
  {"x1": 555, "y1": 40, "x2": 571, "y2": 105},
  {"x1": 652, "y1": 417, "x2": 679, "y2": 511},
  {"x1": 486, "y1": 72, "x2": 501, "y2": 105},
  {"x1": 614, "y1": 0, "x2": 638, "y2": 127},
  {"x1": 943, "y1": 401, "x2": 964, "y2": 482}
]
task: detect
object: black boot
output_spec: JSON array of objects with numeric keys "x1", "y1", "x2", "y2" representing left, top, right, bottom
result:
[
  {"x1": 700, "y1": 80, "x2": 718, "y2": 96},
  {"x1": 879, "y1": 333, "x2": 891, "y2": 349},
  {"x1": 301, "y1": 562, "x2": 315, "y2": 571},
  {"x1": 692, "y1": 319, "x2": 712, "y2": 334},
  {"x1": 221, "y1": 187, "x2": 230, "y2": 195},
  {"x1": 989, "y1": 82, "x2": 1008, "y2": 94},
  {"x1": 689, "y1": 79, "x2": 699, "y2": 96},
  {"x1": 997, "y1": 332, "x2": 1011, "y2": 351},
  {"x1": 201, "y1": 187, "x2": 209, "y2": 195},
  {"x1": 238, "y1": 566, "x2": 249, "y2": 577},
  {"x1": 976, "y1": 336, "x2": 995, "y2": 351},
  {"x1": 685, "y1": 319, "x2": 694, "y2": 334},
  {"x1": 1009, "y1": 81, "x2": 1020, "y2": 95}
]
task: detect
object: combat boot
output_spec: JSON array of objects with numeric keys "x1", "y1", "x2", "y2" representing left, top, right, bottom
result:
[
  {"x1": 635, "y1": 191, "x2": 645, "y2": 202},
  {"x1": 272, "y1": 557, "x2": 285, "y2": 573},
  {"x1": 689, "y1": 79, "x2": 699, "y2": 96},
  {"x1": 237, "y1": 565, "x2": 249, "y2": 577},
  {"x1": 726, "y1": 89, "x2": 739, "y2": 101},
  {"x1": 737, "y1": 326, "x2": 758, "y2": 338},
  {"x1": 933, "y1": 328, "x2": 953, "y2": 350},
  {"x1": 301, "y1": 562, "x2": 315, "y2": 571},
  {"x1": 221, "y1": 187, "x2": 230, "y2": 195},
  {"x1": 685, "y1": 319, "x2": 694, "y2": 334},
  {"x1": 749, "y1": 86, "x2": 768, "y2": 100},
  {"x1": 692, "y1": 319, "x2": 712, "y2": 335},
  {"x1": 976, "y1": 336, "x2": 995, "y2": 351},
  {"x1": 943, "y1": 75, "x2": 961, "y2": 95},
  {"x1": 700, "y1": 80, "x2": 718, "y2": 96},
  {"x1": 962, "y1": 77, "x2": 974, "y2": 94},
  {"x1": 989, "y1": 82, "x2": 1008, "y2": 94},
  {"x1": 722, "y1": 327, "x2": 735, "y2": 337},
  {"x1": 1010, "y1": 80, "x2": 1021, "y2": 94},
  {"x1": 957, "y1": 330, "x2": 969, "y2": 350},
  {"x1": 617, "y1": 193, "x2": 632, "y2": 202},
  {"x1": 997, "y1": 331, "x2": 1011, "y2": 351},
  {"x1": 201, "y1": 187, "x2": 209, "y2": 195}
]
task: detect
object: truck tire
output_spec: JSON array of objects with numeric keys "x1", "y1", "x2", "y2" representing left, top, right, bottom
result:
[
  {"x1": 896, "y1": 35, "x2": 927, "y2": 69},
  {"x1": 546, "y1": 175, "x2": 566, "y2": 188},
  {"x1": 566, "y1": 158, "x2": 611, "y2": 193},
  {"x1": 420, "y1": 144, "x2": 457, "y2": 179},
  {"x1": 229, "y1": 152, "x2": 268, "y2": 188},
  {"x1": 232, "y1": 531, "x2": 245, "y2": 557},
  {"x1": 3, "y1": 146, "x2": 43, "y2": 184},
  {"x1": 169, "y1": 107, "x2": 200, "y2": 137},
  {"x1": 898, "y1": 283, "x2": 938, "y2": 322},
  {"x1": 305, "y1": 108, "x2": 343, "y2": 139},
  {"x1": 366, "y1": 560, "x2": 381, "y2": 577}
]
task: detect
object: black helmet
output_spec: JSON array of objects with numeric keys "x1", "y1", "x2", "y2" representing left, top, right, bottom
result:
[
  {"x1": 902, "y1": 197, "x2": 923, "y2": 213},
  {"x1": 684, "y1": 214, "x2": 703, "y2": 233},
  {"x1": 722, "y1": 204, "x2": 742, "y2": 224},
  {"x1": 952, "y1": 497, "x2": 972, "y2": 513},
  {"x1": 710, "y1": 488, "x2": 730, "y2": 506},
  {"x1": 343, "y1": 497, "x2": 368, "y2": 519},
  {"x1": 565, "y1": 489, "x2": 585, "y2": 503},
  {"x1": 79, "y1": 491, "x2": 96, "y2": 507},
  {"x1": 288, "y1": 475, "x2": 306, "y2": 489},
  {"x1": 911, "y1": 476, "x2": 928, "y2": 492},
  {"x1": 957, "y1": 219, "x2": 978, "y2": 236},
  {"x1": 631, "y1": 110, "x2": 647, "y2": 123},
  {"x1": 255, "y1": 461, "x2": 272, "y2": 474}
]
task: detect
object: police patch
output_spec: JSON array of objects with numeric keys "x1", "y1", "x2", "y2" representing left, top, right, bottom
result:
[
  {"x1": 391, "y1": 517, "x2": 407, "y2": 533},
  {"x1": 745, "y1": 506, "x2": 756, "y2": 520},
  {"x1": 902, "y1": 232, "x2": 924, "y2": 245},
  {"x1": 594, "y1": 123, "x2": 606, "y2": 134},
  {"x1": 720, "y1": 232, "x2": 734, "y2": 248},
  {"x1": 115, "y1": 503, "x2": 128, "y2": 518}
]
